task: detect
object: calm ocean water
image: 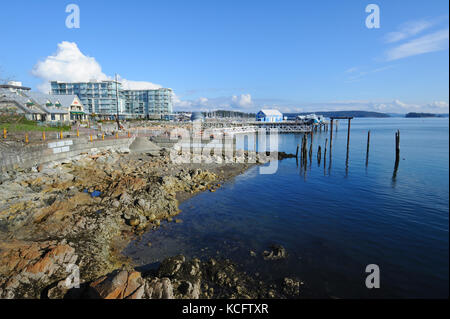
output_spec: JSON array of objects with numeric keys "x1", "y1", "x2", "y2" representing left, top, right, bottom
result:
[{"x1": 124, "y1": 118, "x2": 449, "y2": 298}]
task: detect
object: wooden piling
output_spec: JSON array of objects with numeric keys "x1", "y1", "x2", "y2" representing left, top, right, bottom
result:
[
  {"x1": 395, "y1": 130, "x2": 400, "y2": 160},
  {"x1": 329, "y1": 119, "x2": 334, "y2": 153},
  {"x1": 346, "y1": 118, "x2": 351, "y2": 153},
  {"x1": 393, "y1": 130, "x2": 400, "y2": 180},
  {"x1": 345, "y1": 118, "x2": 351, "y2": 168},
  {"x1": 300, "y1": 137, "x2": 303, "y2": 163},
  {"x1": 295, "y1": 144, "x2": 299, "y2": 158},
  {"x1": 300, "y1": 136, "x2": 304, "y2": 166},
  {"x1": 366, "y1": 130, "x2": 370, "y2": 166},
  {"x1": 317, "y1": 145, "x2": 322, "y2": 165},
  {"x1": 301, "y1": 135, "x2": 304, "y2": 160},
  {"x1": 309, "y1": 142, "x2": 313, "y2": 162},
  {"x1": 302, "y1": 134, "x2": 308, "y2": 167}
]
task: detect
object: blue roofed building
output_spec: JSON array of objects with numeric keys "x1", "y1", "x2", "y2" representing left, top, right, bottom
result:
[{"x1": 256, "y1": 109, "x2": 283, "y2": 122}]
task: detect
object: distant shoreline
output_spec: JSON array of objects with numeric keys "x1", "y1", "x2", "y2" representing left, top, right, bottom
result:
[
  {"x1": 285, "y1": 110, "x2": 449, "y2": 119},
  {"x1": 405, "y1": 112, "x2": 449, "y2": 118}
]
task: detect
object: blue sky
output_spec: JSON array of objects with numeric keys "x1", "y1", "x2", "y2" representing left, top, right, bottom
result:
[{"x1": 0, "y1": 0, "x2": 448, "y2": 113}]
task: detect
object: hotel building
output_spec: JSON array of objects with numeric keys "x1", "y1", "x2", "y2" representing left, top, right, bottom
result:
[{"x1": 51, "y1": 80, "x2": 173, "y2": 119}]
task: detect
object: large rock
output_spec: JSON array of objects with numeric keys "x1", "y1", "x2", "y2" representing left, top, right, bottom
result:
[
  {"x1": 282, "y1": 277, "x2": 303, "y2": 296},
  {"x1": 145, "y1": 278, "x2": 174, "y2": 299},
  {"x1": 0, "y1": 242, "x2": 78, "y2": 298},
  {"x1": 262, "y1": 245, "x2": 287, "y2": 260},
  {"x1": 129, "y1": 137, "x2": 161, "y2": 156},
  {"x1": 88, "y1": 270, "x2": 145, "y2": 299},
  {"x1": 158, "y1": 255, "x2": 186, "y2": 277},
  {"x1": 176, "y1": 280, "x2": 201, "y2": 299}
]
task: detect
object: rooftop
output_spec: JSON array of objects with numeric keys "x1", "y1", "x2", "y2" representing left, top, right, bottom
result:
[
  {"x1": 259, "y1": 109, "x2": 283, "y2": 116},
  {"x1": 0, "y1": 84, "x2": 31, "y2": 91}
]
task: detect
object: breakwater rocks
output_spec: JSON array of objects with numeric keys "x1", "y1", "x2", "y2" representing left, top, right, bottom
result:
[{"x1": 0, "y1": 147, "x2": 296, "y2": 298}]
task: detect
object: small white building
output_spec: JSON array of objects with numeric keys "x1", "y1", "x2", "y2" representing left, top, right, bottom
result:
[{"x1": 256, "y1": 109, "x2": 283, "y2": 122}]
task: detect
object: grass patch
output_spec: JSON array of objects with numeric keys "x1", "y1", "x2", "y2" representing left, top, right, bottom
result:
[
  {"x1": 0, "y1": 123, "x2": 70, "y2": 132},
  {"x1": 0, "y1": 115, "x2": 71, "y2": 132}
]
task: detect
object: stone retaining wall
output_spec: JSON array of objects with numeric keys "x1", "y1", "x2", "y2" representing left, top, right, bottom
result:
[{"x1": 0, "y1": 137, "x2": 135, "y2": 171}]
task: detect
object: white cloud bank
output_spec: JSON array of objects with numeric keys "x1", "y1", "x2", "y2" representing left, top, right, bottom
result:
[
  {"x1": 386, "y1": 28, "x2": 449, "y2": 61},
  {"x1": 173, "y1": 93, "x2": 255, "y2": 111},
  {"x1": 382, "y1": 17, "x2": 449, "y2": 61},
  {"x1": 231, "y1": 94, "x2": 253, "y2": 108},
  {"x1": 32, "y1": 41, "x2": 162, "y2": 93},
  {"x1": 384, "y1": 19, "x2": 436, "y2": 43},
  {"x1": 295, "y1": 100, "x2": 449, "y2": 114},
  {"x1": 172, "y1": 90, "x2": 449, "y2": 114},
  {"x1": 174, "y1": 95, "x2": 449, "y2": 114}
]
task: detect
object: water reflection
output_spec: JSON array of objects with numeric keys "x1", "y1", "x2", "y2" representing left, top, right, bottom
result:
[{"x1": 124, "y1": 118, "x2": 449, "y2": 298}]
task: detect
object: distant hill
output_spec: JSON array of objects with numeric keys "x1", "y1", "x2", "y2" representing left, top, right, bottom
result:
[
  {"x1": 405, "y1": 112, "x2": 449, "y2": 118},
  {"x1": 387, "y1": 113, "x2": 406, "y2": 117},
  {"x1": 285, "y1": 110, "x2": 390, "y2": 118}
]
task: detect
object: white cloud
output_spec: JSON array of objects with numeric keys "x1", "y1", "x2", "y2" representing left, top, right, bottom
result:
[
  {"x1": 385, "y1": 28, "x2": 449, "y2": 61},
  {"x1": 384, "y1": 19, "x2": 436, "y2": 43},
  {"x1": 426, "y1": 100, "x2": 449, "y2": 111},
  {"x1": 173, "y1": 93, "x2": 254, "y2": 111},
  {"x1": 295, "y1": 99, "x2": 449, "y2": 114},
  {"x1": 172, "y1": 94, "x2": 212, "y2": 109},
  {"x1": 118, "y1": 77, "x2": 162, "y2": 90},
  {"x1": 172, "y1": 93, "x2": 193, "y2": 108},
  {"x1": 231, "y1": 94, "x2": 253, "y2": 108},
  {"x1": 198, "y1": 97, "x2": 209, "y2": 105},
  {"x1": 345, "y1": 67, "x2": 358, "y2": 73},
  {"x1": 173, "y1": 94, "x2": 448, "y2": 114},
  {"x1": 32, "y1": 41, "x2": 163, "y2": 93},
  {"x1": 32, "y1": 41, "x2": 108, "y2": 93},
  {"x1": 345, "y1": 65, "x2": 394, "y2": 82}
]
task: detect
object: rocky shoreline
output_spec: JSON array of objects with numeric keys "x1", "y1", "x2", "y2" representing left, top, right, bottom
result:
[{"x1": 0, "y1": 147, "x2": 301, "y2": 299}]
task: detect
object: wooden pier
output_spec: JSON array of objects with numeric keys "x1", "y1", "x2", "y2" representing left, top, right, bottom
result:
[{"x1": 202, "y1": 120, "x2": 328, "y2": 135}]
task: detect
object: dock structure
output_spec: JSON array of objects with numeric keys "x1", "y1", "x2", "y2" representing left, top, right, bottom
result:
[{"x1": 202, "y1": 120, "x2": 328, "y2": 135}]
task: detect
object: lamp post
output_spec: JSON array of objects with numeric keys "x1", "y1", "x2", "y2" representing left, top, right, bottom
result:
[{"x1": 115, "y1": 73, "x2": 120, "y2": 131}]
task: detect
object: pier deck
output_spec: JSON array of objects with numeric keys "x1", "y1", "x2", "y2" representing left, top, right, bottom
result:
[{"x1": 202, "y1": 120, "x2": 328, "y2": 134}]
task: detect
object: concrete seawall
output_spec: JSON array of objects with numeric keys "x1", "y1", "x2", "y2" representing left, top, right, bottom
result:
[{"x1": 0, "y1": 137, "x2": 135, "y2": 171}]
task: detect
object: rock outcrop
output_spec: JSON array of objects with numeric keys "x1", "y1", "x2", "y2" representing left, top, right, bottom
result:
[
  {"x1": 0, "y1": 148, "x2": 260, "y2": 298},
  {"x1": 44, "y1": 255, "x2": 292, "y2": 299},
  {"x1": 262, "y1": 245, "x2": 287, "y2": 260}
]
